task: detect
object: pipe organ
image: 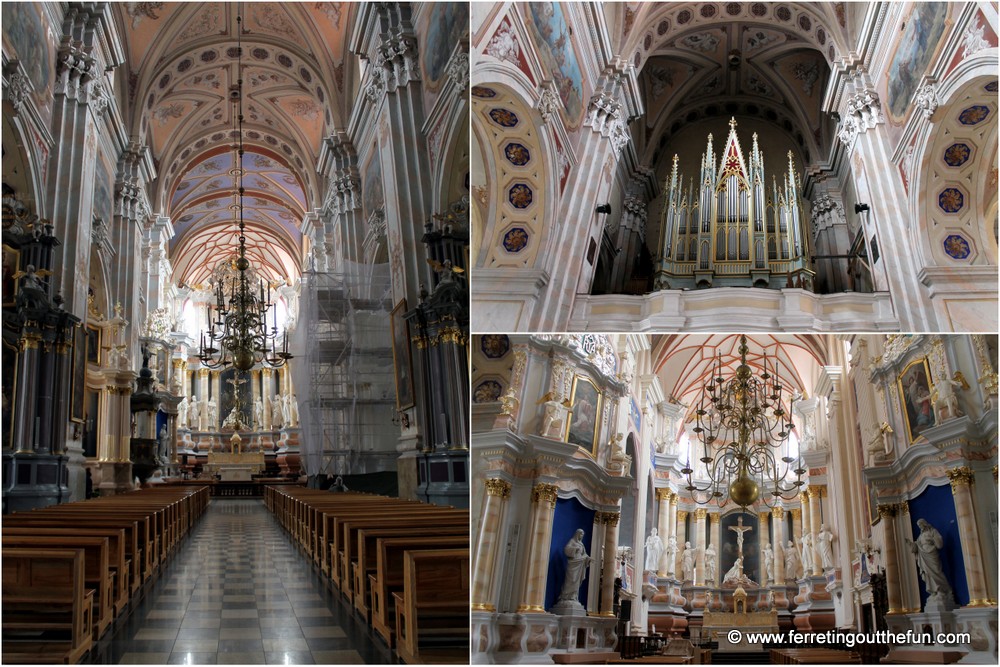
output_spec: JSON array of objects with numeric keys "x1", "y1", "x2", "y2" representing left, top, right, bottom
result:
[{"x1": 654, "y1": 119, "x2": 814, "y2": 291}]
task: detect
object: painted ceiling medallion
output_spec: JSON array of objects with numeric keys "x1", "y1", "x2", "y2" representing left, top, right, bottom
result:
[
  {"x1": 943, "y1": 234, "x2": 971, "y2": 260},
  {"x1": 943, "y1": 143, "x2": 971, "y2": 167},
  {"x1": 938, "y1": 187, "x2": 964, "y2": 213},
  {"x1": 488, "y1": 107, "x2": 519, "y2": 127},
  {"x1": 473, "y1": 380, "x2": 503, "y2": 403},
  {"x1": 503, "y1": 227, "x2": 529, "y2": 253},
  {"x1": 958, "y1": 105, "x2": 990, "y2": 125},
  {"x1": 480, "y1": 334, "x2": 510, "y2": 358},
  {"x1": 472, "y1": 86, "x2": 497, "y2": 98},
  {"x1": 504, "y1": 142, "x2": 531, "y2": 166},
  {"x1": 508, "y1": 183, "x2": 533, "y2": 209}
]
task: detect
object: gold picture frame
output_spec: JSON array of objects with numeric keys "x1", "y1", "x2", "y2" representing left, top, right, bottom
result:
[
  {"x1": 86, "y1": 323, "x2": 101, "y2": 366},
  {"x1": 390, "y1": 298, "x2": 415, "y2": 411},
  {"x1": 896, "y1": 356, "x2": 935, "y2": 443},
  {"x1": 565, "y1": 375, "x2": 602, "y2": 456}
]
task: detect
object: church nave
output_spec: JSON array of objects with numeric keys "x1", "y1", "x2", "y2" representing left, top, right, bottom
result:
[{"x1": 94, "y1": 499, "x2": 386, "y2": 666}]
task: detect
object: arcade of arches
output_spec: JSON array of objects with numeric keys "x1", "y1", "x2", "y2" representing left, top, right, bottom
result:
[
  {"x1": 470, "y1": 333, "x2": 999, "y2": 663},
  {"x1": 470, "y1": 2, "x2": 999, "y2": 332}
]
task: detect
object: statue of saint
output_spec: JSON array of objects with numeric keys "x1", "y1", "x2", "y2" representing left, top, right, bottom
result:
[
  {"x1": 817, "y1": 524, "x2": 835, "y2": 570},
  {"x1": 664, "y1": 535, "x2": 678, "y2": 576},
  {"x1": 681, "y1": 542, "x2": 695, "y2": 582},
  {"x1": 762, "y1": 543, "x2": 774, "y2": 583},
  {"x1": 189, "y1": 397, "x2": 201, "y2": 430},
  {"x1": 723, "y1": 556, "x2": 744, "y2": 584},
  {"x1": 704, "y1": 544, "x2": 717, "y2": 583},
  {"x1": 253, "y1": 398, "x2": 263, "y2": 430},
  {"x1": 557, "y1": 529, "x2": 592, "y2": 604},
  {"x1": 908, "y1": 519, "x2": 953, "y2": 604},
  {"x1": 272, "y1": 393, "x2": 284, "y2": 427},
  {"x1": 644, "y1": 528, "x2": 663, "y2": 572},
  {"x1": 178, "y1": 397, "x2": 189, "y2": 429},
  {"x1": 801, "y1": 533, "x2": 814, "y2": 573},
  {"x1": 785, "y1": 540, "x2": 802, "y2": 581},
  {"x1": 207, "y1": 399, "x2": 218, "y2": 428}
]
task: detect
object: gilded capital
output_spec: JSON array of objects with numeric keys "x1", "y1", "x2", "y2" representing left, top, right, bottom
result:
[
  {"x1": 790, "y1": 508, "x2": 801, "y2": 521},
  {"x1": 710, "y1": 512, "x2": 720, "y2": 524},
  {"x1": 484, "y1": 478, "x2": 512, "y2": 498},
  {"x1": 669, "y1": 493, "x2": 679, "y2": 506},
  {"x1": 946, "y1": 466, "x2": 975, "y2": 489},
  {"x1": 655, "y1": 488, "x2": 672, "y2": 502},
  {"x1": 758, "y1": 512, "x2": 770, "y2": 522},
  {"x1": 771, "y1": 507, "x2": 785, "y2": 519},
  {"x1": 694, "y1": 508, "x2": 707, "y2": 520},
  {"x1": 531, "y1": 483, "x2": 558, "y2": 505},
  {"x1": 877, "y1": 503, "x2": 897, "y2": 519},
  {"x1": 898, "y1": 500, "x2": 909, "y2": 515},
  {"x1": 676, "y1": 510, "x2": 689, "y2": 522},
  {"x1": 596, "y1": 511, "x2": 620, "y2": 526}
]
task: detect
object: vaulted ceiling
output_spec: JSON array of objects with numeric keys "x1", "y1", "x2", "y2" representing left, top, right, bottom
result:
[{"x1": 114, "y1": 2, "x2": 354, "y2": 287}]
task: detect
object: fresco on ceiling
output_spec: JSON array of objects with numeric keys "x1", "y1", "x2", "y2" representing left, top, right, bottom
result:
[
  {"x1": 2, "y1": 2, "x2": 55, "y2": 124},
  {"x1": 524, "y1": 2, "x2": 585, "y2": 126},
  {"x1": 886, "y1": 3, "x2": 949, "y2": 121},
  {"x1": 363, "y1": 146, "x2": 385, "y2": 219},
  {"x1": 423, "y1": 2, "x2": 470, "y2": 87}
]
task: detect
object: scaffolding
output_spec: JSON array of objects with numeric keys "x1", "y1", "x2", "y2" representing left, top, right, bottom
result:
[{"x1": 292, "y1": 262, "x2": 398, "y2": 477}]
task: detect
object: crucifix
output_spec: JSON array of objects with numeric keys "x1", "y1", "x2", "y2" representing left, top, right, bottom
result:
[{"x1": 729, "y1": 515, "x2": 753, "y2": 559}]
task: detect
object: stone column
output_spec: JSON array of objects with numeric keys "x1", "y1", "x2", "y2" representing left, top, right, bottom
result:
[
  {"x1": 198, "y1": 368, "x2": 209, "y2": 431},
  {"x1": 655, "y1": 489, "x2": 671, "y2": 576},
  {"x1": 675, "y1": 510, "x2": 688, "y2": 578},
  {"x1": 666, "y1": 492, "x2": 679, "y2": 576},
  {"x1": 517, "y1": 483, "x2": 558, "y2": 613},
  {"x1": 693, "y1": 509, "x2": 707, "y2": 586},
  {"x1": 588, "y1": 513, "x2": 607, "y2": 613},
  {"x1": 809, "y1": 486, "x2": 824, "y2": 575},
  {"x1": 261, "y1": 368, "x2": 273, "y2": 430},
  {"x1": 772, "y1": 507, "x2": 786, "y2": 584},
  {"x1": 791, "y1": 508, "x2": 802, "y2": 549},
  {"x1": 878, "y1": 503, "x2": 904, "y2": 614},
  {"x1": 709, "y1": 512, "x2": 721, "y2": 584},
  {"x1": 599, "y1": 511, "x2": 621, "y2": 616},
  {"x1": 250, "y1": 369, "x2": 260, "y2": 430},
  {"x1": 759, "y1": 510, "x2": 771, "y2": 584},
  {"x1": 947, "y1": 467, "x2": 991, "y2": 606},
  {"x1": 896, "y1": 501, "x2": 921, "y2": 612},
  {"x1": 801, "y1": 492, "x2": 812, "y2": 567},
  {"x1": 471, "y1": 478, "x2": 511, "y2": 611}
]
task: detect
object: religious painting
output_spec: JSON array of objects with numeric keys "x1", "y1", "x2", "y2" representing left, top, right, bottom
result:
[
  {"x1": 362, "y1": 146, "x2": 384, "y2": 220},
  {"x1": 2, "y1": 244, "x2": 19, "y2": 307},
  {"x1": 897, "y1": 357, "x2": 935, "y2": 442},
  {"x1": 524, "y1": 2, "x2": 585, "y2": 126},
  {"x1": 92, "y1": 154, "x2": 114, "y2": 225},
  {"x1": 86, "y1": 324, "x2": 101, "y2": 365},
  {"x1": 886, "y1": 3, "x2": 949, "y2": 121},
  {"x1": 390, "y1": 299, "x2": 415, "y2": 411},
  {"x1": 565, "y1": 375, "x2": 601, "y2": 455},
  {"x1": 70, "y1": 324, "x2": 86, "y2": 423},
  {"x1": 1, "y1": 2, "x2": 55, "y2": 123},
  {"x1": 422, "y1": 2, "x2": 469, "y2": 87}
]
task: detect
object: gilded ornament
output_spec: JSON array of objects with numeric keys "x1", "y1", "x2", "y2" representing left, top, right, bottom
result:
[
  {"x1": 877, "y1": 504, "x2": 897, "y2": 519},
  {"x1": 771, "y1": 507, "x2": 785, "y2": 519},
  {"x1": 946, "y1": 466, "x2": 975, "y2": 489},
  {"x1": 531, "y1": 483, "x2": 558, "y2": 505},
  {"x1": 484, "y1": 478, "x2": 512, "y2": 498},
  {"x1": 694, "y1": 508, "x2": 707, "y2": 520}
]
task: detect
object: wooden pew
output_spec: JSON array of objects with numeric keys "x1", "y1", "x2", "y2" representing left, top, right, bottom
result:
[
  {"x1": 394, "y1": 548, "x2": 469, "y2": 664},
  {"x1": 352, "y1": 525, "x2": 468, "y2": 621},
  {"x1": 2, "y1": 548, "x2": 93, "y2": 664},
  {"x1": 370, "y1": 535, "x2": 470, "y2": 648},
  {"x1": 2, "y1": 535, "x2": 112, "y2": 640},
  {"x1": 3, "y1": 527, "x2": 130, "y2": 615}
]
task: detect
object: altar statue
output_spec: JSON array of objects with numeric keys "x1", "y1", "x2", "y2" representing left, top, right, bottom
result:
[
  {"x1": 665, "y1": 534, "x2": 678, "y2": 575},
  {"x1": 723, "y1": 556, "x2": 744, "y2": 584},
  {"x1": 800, "y1": 533, "x2": 814, "y2": 573},
  {"x1": 762, "y1": 543, "x2": 774, "y2": 583},
  {"x1": 557, "y1": 529, "x2": 592, "y2": 603},
  {"x1": 729, "y1": 515, "x2": 753, "y2": 557},
  {"x1": 222, "y1": 406, "x2": 243, "y2": 430},
  {"x1": 157, "y1": 425, "x2": 169, "y2": 463},
  {"x1": 645, "y1": 529, "x2": 663, "y2": 572},
  {"x1": 908, "y1": 518, "x2": 953, "y2": 604},
  {"x1": 207, "y1": 399, "x2": 218, "y2": 428},
  {"x1": 681, "y1": 541, "x2": 695, "y2": 582},
  {"x1": 178, "y1": 397, "x2": 189, "y2": 429},
  {"x1": 785, "y1": 540, "x2": 802, "y2": 581},
  {"x1": 189, "y1": 397, "x2": 201, "y2": 430},
  {"x1": 272, "y1": 393, "x2": 284, "y2": 427},
  {"x1": 705, "y1": 544, "x2": 717, "y2": 583},
  {"x1": 817, "y1": 524, "x2": 835, "y2": 570},
  {"x1": 253, "y1": 398, "x2": 263, "y2": 430},
  {"x1": 288, "y1": 393, "x2": 299, "y2": 426}
]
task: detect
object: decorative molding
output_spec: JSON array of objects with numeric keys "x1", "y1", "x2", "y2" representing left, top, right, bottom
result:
[
  {"x1": 946, "y1": 466, "x2": 975, "y2": 489},
  {"x1": 484, "y1": 477, "x2": 512, "y2": 498},
  {"x1": 536, "y1": 80, "x2": 561, "y2": 125},
  {"x1": 913, "y1": 84, "x2": 938, "y2": 121},
  {"x1": 532, "y1": 482, "x2": 559, "y2": 505},
  {"x1": 444, "y1": 49, "x2": 469, "y2": 91}
]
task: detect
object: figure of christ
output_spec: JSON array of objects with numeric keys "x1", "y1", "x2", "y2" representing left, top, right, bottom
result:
[{"x1": 729, "y1": 515, "x2": 754, "y2": 559}]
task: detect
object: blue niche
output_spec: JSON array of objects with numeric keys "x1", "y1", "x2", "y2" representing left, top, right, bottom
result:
[
  {"x1": 545, "y1": 496, "x2": 596, "y2": 611},
  {"x1": 907, "y1": 484, "x2": 969, "y2": 607}
]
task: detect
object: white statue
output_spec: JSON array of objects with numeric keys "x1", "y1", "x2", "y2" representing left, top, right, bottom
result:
[
  {"x1": 681, "y1": 542, "x2": 695, "y2": 582},
  {"x1": 538, "y1": 391, "x2": 569, "y2": 438},
  {"x1": 645, "y1": 528, "x2": 663, "y2": 572},
  {"x1": 262, "y1": 390, "x2": 272, "y2": 424},
  {"x1": 207, "y1": 399, "x2": 218, "y2": 428},
  {"x1": 665, "y1": 535, "x2": 678, "y2": 576},
  {"x1": 272, "y1": 393, "x2": 284, "y2": 427},
  {"x1": 157, "y1": 425, "x2": 169, "y2": 462},
  {"x1": 189, "y1": 397, "x2": 201, "y2": 431},
  {"x1": 723, "y1": 556, "x2": 744, "y2": 584},
  {"x1": 253, "y1": 398, "x2": 263, "y2": 429},
  {"x1": 704, "y1": 544, "x2": 717, "y2": 583},
  {"x1": 931, "y1": 376, "x2": 964, "y2": 423},
  {"x1": 557, "y1": 529, "x2": 592, "y2": 604},
  {"x1": 908, "y1": 518, "x2": 953, "y2": 604},
  {"x1": 817, "y1": 524, "x2": 835, "y2": 570},
  {"x1": 763, "y1": 543, "x2": 774, "y2": 583},
  {"x1": 729, "y1": 516, "x2": 753, "y2": 557},
  {"x1": 288, "y1": 393, "x2": 299, "y2": 426},
  {"x1": 281, "y1": 393, "x2": 292, "y2": 426},
  {"x1": 222, "y1": 406, "x2": 242, "y2": 430},
  {"x1": 177, "y1": 397, "x2": 189, "y2": 429},
  {"x1": 801, "y1": 533, "x2": 814, "y2": 573},
  {"x1": 785, "y1": 540, "x2": 802, "y2": 581}
]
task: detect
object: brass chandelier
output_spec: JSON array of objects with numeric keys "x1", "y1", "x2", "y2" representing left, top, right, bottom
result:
[
  {"x1": 198, "y1": 12, "x2": 291, "y2": 372},
  {"x1": 683, "y1": 335, "x2": 804, "y2": 509}
]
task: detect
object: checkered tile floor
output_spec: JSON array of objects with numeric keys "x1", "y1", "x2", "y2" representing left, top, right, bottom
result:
[{"x1": 90, "y1": 499, "x2": 390, "y2": 664}]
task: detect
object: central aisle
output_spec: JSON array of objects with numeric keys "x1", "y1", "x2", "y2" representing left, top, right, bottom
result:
[{"x1": 98, "y1": 498, "x2": 390, "y2": 665}]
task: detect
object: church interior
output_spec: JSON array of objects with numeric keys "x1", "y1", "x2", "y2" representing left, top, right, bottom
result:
[
  {"x1": 471, "y1": 333, "x2": 999, "y2": 664},
  {"x1": 470, "y1": 2, "x2": 999, "y2": 332},
  {"x1": 2, "y1": 1, "x2": 470, "y2": 664}
]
